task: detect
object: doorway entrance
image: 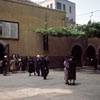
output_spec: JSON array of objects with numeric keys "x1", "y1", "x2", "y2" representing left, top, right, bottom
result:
[
  {"x1": 0, "y1": 42, "x2": 9, "y2": 73},
  {"x1": 71, "y1": 45, "x2": 82, "y2": 67},
  {"x1": 86, "y1": 46, "x2": 96, "y2": 66},
  {"x1": 0, "y1": 43, "x2": 4, "y2": 60},
  {"x1": 0, "y1": 43, "x2": 4, "y2": 73}
]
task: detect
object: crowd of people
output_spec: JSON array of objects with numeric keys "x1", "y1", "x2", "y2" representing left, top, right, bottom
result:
[
  {"x1": 1, "y1": 53, "x2": 100, "y2": 86},
  {"x1": 0, "y1": 54, "x2": 49, "y2": 80},
  {"x1": 0, "y1": 54, "x2": 77, "y2": 85}
]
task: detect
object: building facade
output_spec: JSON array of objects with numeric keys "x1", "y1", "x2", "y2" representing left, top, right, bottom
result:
[
  {"x1": 39, "y1": 0, "x2": 76, "y2": 24},
  {"x1": 0, "y1": 0, "x2": 100, "y2": 68},
  {"x1": 0, "y1": 0, "x2": 67, "y2": 68}
]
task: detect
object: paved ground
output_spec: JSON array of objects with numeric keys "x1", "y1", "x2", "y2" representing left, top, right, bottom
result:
[{"x1": 0, "y1": 69, "x2": 100, "y2": 100}]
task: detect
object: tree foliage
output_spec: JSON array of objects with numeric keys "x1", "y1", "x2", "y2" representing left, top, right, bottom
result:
[
  {"x1": 36, "y1": 22, "x2": 100, "y2": 38},
  {"x1": 77, "y1": 22, "x2": 100, "y2": 38}
]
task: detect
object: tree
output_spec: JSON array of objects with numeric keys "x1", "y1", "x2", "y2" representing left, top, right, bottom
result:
[
  {"x1": 35, "y1": 24, "x2": 85, "y2": 38},
  {"x1": 77, "y1": 22, "x2": 100, "y2": 38},
  {"x1": 36, "y1": 22, "x2": 100, "y2": 38}
]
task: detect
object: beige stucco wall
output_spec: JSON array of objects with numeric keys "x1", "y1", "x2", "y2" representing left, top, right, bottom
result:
[{"x1": 0, "y1": 0, "x2": 68, "y2": 56}]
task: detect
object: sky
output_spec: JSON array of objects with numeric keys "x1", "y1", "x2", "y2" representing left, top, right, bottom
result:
[{"x1": 31, "y1": 0, "x2": 100, "y2": 25}]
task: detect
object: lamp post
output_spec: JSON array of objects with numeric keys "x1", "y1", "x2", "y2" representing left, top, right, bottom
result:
[{"x1": 43, "y1": 14, "x2": 48, "y2": 51}]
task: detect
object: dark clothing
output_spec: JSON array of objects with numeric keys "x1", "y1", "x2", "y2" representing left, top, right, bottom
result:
[
  {"x1": 21, "y1": 57, "x2": 27, "y2": 71},
  {"x1": 15, "y1": 58, "x2": 19, "y2": 71},
  {"x1": 2, "y1": 59, "x2": 8, "y2": 76},
  {"x1": 28, "y1": 59, "x2": 35, "y2": 73},
  {"x1": 39, "y1": 57, "x2": 44, "y2": 76},
  {"x1": 36, "y1": 57, "x2": 49, "y2": 79},
  {"x1": 68, "y1": 60, "x2": 76, "y2": 80},
  {"x1": 42, "y1": 58, "x2": 49, "y2": 79},
  {"x1": 36, "y1": 58, "x2": 41, "y2": 76},
  {"x1": 0, "y1": 60, "x2": 3, "y2": 74},
  {"x1": 43, "y1": 68, "x2": 49, "y2": 79}
]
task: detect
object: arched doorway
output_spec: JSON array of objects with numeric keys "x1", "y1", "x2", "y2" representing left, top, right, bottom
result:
[
  {"x1": 98, "y1": 48, "x2": 100, "y2": 65},
  {"x1": 0, "y1": 40, "x2": 9, "y2": 74},
  {"x1": 0, "y1": 40, "x2": 9, "y2": 59},
  {"x1": 71, "y1": 45, "x2": 82, "y2": 67},
  {"x1": 0, "y1": 43, "x2": 4, "y2": 73},
  {"x1": 86, "y1": 46, "x2": 96, "y2": 66},
  {"x1": 0, "y1": 43, "x2": 4, "y2": 60}
]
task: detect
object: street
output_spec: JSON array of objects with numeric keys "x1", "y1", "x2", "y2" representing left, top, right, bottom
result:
[{"x1": 0, "y1": 69, "x2": 100, "y2": 100}]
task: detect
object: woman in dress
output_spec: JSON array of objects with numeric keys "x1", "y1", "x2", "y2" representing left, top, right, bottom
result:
[
  {"x1": 28, "y1": 57, "x2": 35, "y2": 76},
  {"x1": 64, "y1": 57, "x2": 70, "y2": 84}
]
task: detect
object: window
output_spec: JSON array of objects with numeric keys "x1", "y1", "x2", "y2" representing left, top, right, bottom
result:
[
  {"x1": 47, "y1": 5, "x2": 49, "y2": 8},
  {"x1": 69, "y1": 6, "x2": 72, "y2": 13},
  {"x1": 50, "y1": 4, "x2": 53, "y2": 8},
  {"x1": 0, "y1": 20, "x2": 19, "y2": 39},
  {"x1": 66, "y1": 17, "x2": 69, "y2": 22},
  {"x1": 43, "y1": 35, "x2": 48, "y2": 51},
  {"x1": 56, "y1": 2, "x2": 62, "y2": 10},
  {"x1": 70, "y1": 18, "x2": 73, "y2": 22},
  {"x1": 63, "y1": 4, "x2": 66, "y2": 11}
]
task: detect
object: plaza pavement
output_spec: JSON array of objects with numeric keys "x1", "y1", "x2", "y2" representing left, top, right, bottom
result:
[{"x1": 0, "y1": 68, "x2": 100, "y2": 100}]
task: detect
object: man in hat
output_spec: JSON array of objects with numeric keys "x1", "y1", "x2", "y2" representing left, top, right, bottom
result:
[{"x1": 36, "y1": 55, "x2": 41, "y2": 76}]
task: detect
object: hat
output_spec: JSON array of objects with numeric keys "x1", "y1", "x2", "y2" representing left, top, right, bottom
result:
[
  {"x1": 36, "y1": 55, "x2": 40, "y2": 58},
  {"x1": 4, "y1": 55, "x2": 7, "y2": 58}
]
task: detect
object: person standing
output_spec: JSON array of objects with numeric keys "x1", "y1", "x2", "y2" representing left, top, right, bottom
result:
[
  {"x1": 28, "y1": 57, "x2": 35, "y2": 76},
  {"x1": 2, "y1": 55, "x2": 8, "y2": 76},
  {"x1": 64, "y1": 57, "x2": 70, "y2": 84},
  {"x1": 68, "y1": 57, "x2": 76, "y2": 85},
  {"x1": 42, "y1": 56, "x2": 49, "y2": 80},
  {"x1": 39, "y1": 55, "x2": 44, "y2": 77},
  {"x1": 18, "y1": 56, "x2": 22, "y2": 72},
  {"x1": 21, "y1": 57, "x2": 26, "y2": 72},
  {"x1": 10, "y1": 57, "x2": 16, "y2": 72},
  {"x1": 36, "y1": 55, "x2": 41, "y2": 76}
]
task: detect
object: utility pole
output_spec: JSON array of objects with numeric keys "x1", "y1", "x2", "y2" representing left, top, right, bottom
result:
[
  {"x1": 43, "y1": 14, "x2": 48, "y2": 51},
  {"x1": 90, "y1": 12, "x2": 93, "y2": 22},
  {"x1": 88, "y1": 12, "x2": 93, "y2": 24}
]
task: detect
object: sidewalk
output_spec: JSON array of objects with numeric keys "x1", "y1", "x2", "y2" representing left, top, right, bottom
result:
[{"x1": 0, "y1": 69, "x2": 100, "y2": 100}]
